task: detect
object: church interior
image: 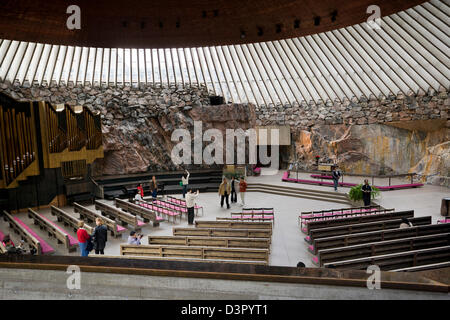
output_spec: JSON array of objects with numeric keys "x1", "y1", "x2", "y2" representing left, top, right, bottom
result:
[{"x1": 0, "y1": 0, "x2": 448, "y2": 300}]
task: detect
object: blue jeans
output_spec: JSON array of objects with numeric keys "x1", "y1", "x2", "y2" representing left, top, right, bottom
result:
[
  {"x1": 182, "y1": 185, "x2": 188, "y2": 198},
  {"x1": 333, "y1": 179, "x2": 338, "y2": 191},
  {"x1": 79, "y1": 241, "x2": 88, "y2": 257}
]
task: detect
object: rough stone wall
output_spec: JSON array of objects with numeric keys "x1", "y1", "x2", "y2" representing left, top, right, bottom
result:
[
  {"x1": 255, "y1": 87, "x2": 449, "y2": 128},
  {"x1": 0, "y1": 81, "x2": 448, "y2": 185}
]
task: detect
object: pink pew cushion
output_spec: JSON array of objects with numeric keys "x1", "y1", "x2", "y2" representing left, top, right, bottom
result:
[
  {"x1": 137, "y1": 220, "x2": 146, "y2": 226},
  {"x1": 156, "y1": 216, "x2": 165, "y2": 221},
  {"x1": 308, "y1": 245, "x2": 314, "y2": 251},
  {"x1": 302, "y1": 227, "x2": 308, "y2": 233},
  {"x1": 40, "y1": 214, "x2": 78, "y2": 246},
  {"x1": 0, "y1": 230, "x2": 4, "y2": 242},
  {"x1": 13, "y1": 217, "x2": 54, "y2": 254},
  {"x1": 305, "y1": 236, "x2": 310, "y2": 242},
  {"x1": 116, "y1": 225, "x2": 126, "y2": 232},
  {"x1": 312, "y1": 256, "x2": 319, "y2": 264}
]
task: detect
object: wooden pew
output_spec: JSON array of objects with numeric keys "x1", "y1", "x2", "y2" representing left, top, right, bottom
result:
[
  {"x1": 315, "y1": 232, "x2": 450, "y2": 267},
  {"x1": 73, "y1": 202, "x2": 126, "y2": 238},
  {"x1": 304, "y1": 210, "x2": 414, "y2": 235},
  {"x1": 195, "y1": 220, "x2": 272, "y2": 230},
  {"x1": 116, "y1": 198, "x2": 165, "y2": 227},
  {"x1": 95, "y1": 200, "x2": 148, "y2": 231},
  {"x1": 310, "y1": 222, "x2": 450, "y2": 255},
  {"x1": 173, "y1": 227, "x2": 272, "y2": 239},
  {"x1": 27, "y1": 208, "x2": 78, "y2": 252},
  {"x1": 50, "y1": 206, "x2": 94, "y2": 234},
  {"x1": 323, "y1": 246, "x2": 450, "y2": 271},
  {"x1": 88, "y1": 254, "x2": 267, "y2": 265},
  {"x1": 306, "y1": 216, "x2": 431, "y2": 244},
  {"x1": 391, "y1": 261, "x2": 450, "y2": 272},
  {"x1": 148, "y1": 236, "x2": 271, "y2": 250},
  {"x1": 300, "y1": 207, "x2": 395, "y2": 230},
  {"x1": 2, "y1": 210, "x2": 54, "y2": 255},
  {"x1": 120, "y1": 244, "x2": 269, "y2": 263}
]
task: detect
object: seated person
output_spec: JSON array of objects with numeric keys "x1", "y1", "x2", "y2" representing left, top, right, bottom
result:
[
  {"x1": 127, "y1": 231, "x2": 143, "y2": 245},
  {"x1": 399, "y1": 217, "x2": 413, "y2": 229}
]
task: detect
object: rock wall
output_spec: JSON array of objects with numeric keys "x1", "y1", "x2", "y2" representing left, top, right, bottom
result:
[{"x1": 0, "y1": 81, "x2": 448, "y2": 185}]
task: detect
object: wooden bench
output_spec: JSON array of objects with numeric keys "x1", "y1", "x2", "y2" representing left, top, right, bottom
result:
[
  {"x1": 391, "y1": 261, "x2": 450, "y2": 272},
  {"x1": 95, "y1": 200, "x2": 148, "y2": 231},
  {"x1": 195, "y1": 220, "x2": 273, "y2": 230},
  {"x1": 120, "y1": 244, "x2": 269, "y2": 263},
  {"x1": 88, "y1": 254, "x2": 267, "y2": 265},
  {"x1": 306, "y1": 216, "x2": 432, "y2": 245},
  {"x1": 117, "y1": 198, "x2": 166, "y2": 226},
  {"x1": 2, "y1": 210, "x2": 54, "y2": 255},
  {"x1": 137, "y1": 199, "x2": 181, "y2": 223},
  {"x1": 148, "y1": 236, "x2": 271, "y2": 250},
  {"x1": 323, "y1": 245, "x2": 450, "y2": 271},
  {"x1": 166, "y1": 195, "x2": 204, "y2": 216},
  {"x1": 304, "y1": 210, "x2": 414, "y2": 235},
  {"x1": 310, "y1": 222, "x2": 450, "y2": 255},
  {"x1": 73, "y1": 202, "x2": 127, "y2": 238},
  {"x1": 225, "y1": 211, "x2": 275, "y2": 223},
  {"x1": 314, "y1": 232, "x2": 450, "y2": 267},
  {"x1": 299, "y1": 206, "x2": 393, "y2": 229},
  {"x1": 50, "y1": 206, "x2": 94, "y2": 234},
  {"x1": 27, "y1": 209, "x2": 78, "y2": 252},
  {"x1": 173, "y1": 227, "x2": 272, "y2": 239}
]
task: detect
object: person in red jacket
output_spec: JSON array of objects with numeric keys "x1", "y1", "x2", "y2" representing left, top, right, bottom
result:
[
  {"x1": 77, "y1": 221, "x2": 90, "y2": 257},
  {"x1": 137, "y1": 184, "x2": 144, "y2": 199},
  {"x1": 239, "y1": 177, "x2": 248, "y2": 206}
]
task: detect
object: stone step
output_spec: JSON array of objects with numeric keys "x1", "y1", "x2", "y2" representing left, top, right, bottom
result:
[
  {"x1": 246, "y1": 185, "x2": 350, "y2": 205},
  {"x1": 247, "y1": 183, "x2": 349, "y2": 200}
]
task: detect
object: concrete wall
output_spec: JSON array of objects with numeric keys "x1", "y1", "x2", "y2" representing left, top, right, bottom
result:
[{"x1": 0, "y1": 268, "x2": 448, "y2": 300}]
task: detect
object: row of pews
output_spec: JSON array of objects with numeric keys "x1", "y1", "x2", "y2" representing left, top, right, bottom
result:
[
  {"x1": 120, "y1": 206, "x2": 275, "y2": 264},
  {"x1": 299, "y1": 205, "x2": 450, "y2": 271}
]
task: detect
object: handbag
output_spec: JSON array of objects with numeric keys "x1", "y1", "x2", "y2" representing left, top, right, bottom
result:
[{"x1": 86, "y1": 236, "x2": 94, "y2": 252}]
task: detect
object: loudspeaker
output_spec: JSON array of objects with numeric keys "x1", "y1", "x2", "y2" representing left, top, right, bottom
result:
[{"x1": 209, "y1": 96, "x2": 224, "y2": 105}]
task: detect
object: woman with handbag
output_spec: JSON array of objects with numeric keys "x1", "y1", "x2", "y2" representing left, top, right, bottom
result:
[{"x1": 77, "y1": 221, "x2": 91, "y2": 257}]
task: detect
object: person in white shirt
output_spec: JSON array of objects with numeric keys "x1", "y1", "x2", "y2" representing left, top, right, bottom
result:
[
  {"x1": 181, "y1": 170, "x2": 190, "y2": 198},
  {"x1": 186, "y1": 188, "x2": 199, "y2": 225}
]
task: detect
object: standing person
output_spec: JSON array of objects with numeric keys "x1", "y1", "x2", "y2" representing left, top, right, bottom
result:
[
  {"x1": 230, "y1": 176, "x2": 237, "y2": 203},
  {"x1": 136, "y1": 184, "x2": 144, "y2": 200},
  {"x1": 181, "y1": 170, "x2": 190, "y2": 198},
  {"x1": 219, "y1": 178, "x2": 231, "y2": 209},
  {"x1": 361, "y1": 179, "x2": 372, "y2": 206},
  {"x1": 92, "y1": 217, "x2": 108, "y2": 255},
  {"x1": 77, "y1": 221, "x2": 90, "y2": 257},
  {"x1": 150, "y1": 176, "x2": 158, "y2": 199},
  {"x1": 186, "y1": 189, "x2": 200, "y2": 225},
  {"x1": 331, "y1": 166, "x2": 341, "y2": 191},
  {"x1": 239, "y1": 177, "x2": 247, "y2": 206}
]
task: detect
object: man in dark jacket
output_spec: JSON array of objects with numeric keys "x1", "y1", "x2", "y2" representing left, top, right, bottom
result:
[
  {"x1": 92, "y1": 217, "x2": 108, "y2": 254},
  {"x1": 332, "y1": 166, "x2": 341, "y2": 191},
  {"x1": 361, "y1": 179, "x2": 372, "y2": 206}
]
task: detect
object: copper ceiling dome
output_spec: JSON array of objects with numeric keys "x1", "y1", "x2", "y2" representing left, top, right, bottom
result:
[{"x1": 0, "y1": 0, "x2": 426, "y2": 48}]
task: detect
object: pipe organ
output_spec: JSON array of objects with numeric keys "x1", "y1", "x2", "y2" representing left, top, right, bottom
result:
[{"x1": 0, "y1": 93, "x2": 103, "y2": 211}]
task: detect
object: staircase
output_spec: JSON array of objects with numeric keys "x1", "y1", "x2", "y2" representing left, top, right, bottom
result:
[{"x1": 246, "y1": 183, "x2": 351, "y2": 205}]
